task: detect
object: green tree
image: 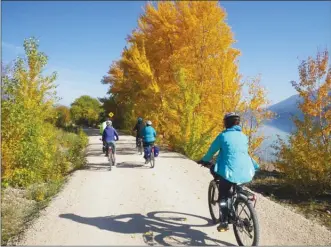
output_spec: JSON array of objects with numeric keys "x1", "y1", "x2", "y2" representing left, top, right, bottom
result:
[
  {"x1": 70, "y1": 95, "x2": 102, "y2": 126},
  {"x1": 55, "y1": 105, "x2": 71, "y2": 128}
]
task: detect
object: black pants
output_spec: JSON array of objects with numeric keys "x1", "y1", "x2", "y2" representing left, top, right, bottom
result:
[
  {"x1": 136, "y1": 136, "x2": 143, "y2": 146},
  {"x1": 210, "y1": 165, "x2": 235, "y2": 224}
]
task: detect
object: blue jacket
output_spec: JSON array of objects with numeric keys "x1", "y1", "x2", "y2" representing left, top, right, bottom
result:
[
  {"x1": 202, "y1": 125, "x2": 259, "y2": 184},
  {"x1": 102, "y1": 126, "x2": 119, "y2": 143},
  {"x1": 142, "y1": 126, "x2": 156, "y2": 143}
]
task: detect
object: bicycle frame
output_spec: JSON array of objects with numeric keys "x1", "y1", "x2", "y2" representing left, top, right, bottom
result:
[{"x1": 206, "y1": 163, "x2": 257, "y2": 208}]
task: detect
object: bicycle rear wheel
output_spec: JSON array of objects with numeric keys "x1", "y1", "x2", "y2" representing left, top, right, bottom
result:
[
  {"x1": 108, "y1": 148, "x2": 113, "y2": 170},
  {"x1": 233, "y1": 198, "x2": 260, "y2": 246},
  {"x1": 208, "y1": 180, "x2": 220, "y2": 224},
  {"x1": 111, "y1": 153, "x2": 116, "y2": 166},
  {"x1": 150, "y1": 150, "x2": 155, "y2": 168}
]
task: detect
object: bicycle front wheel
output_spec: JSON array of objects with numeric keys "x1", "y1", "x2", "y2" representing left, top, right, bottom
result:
[
  {"x1": 208, "y1": 180, "x2": 220, "y2": 224},
  {"x1": 233, "y1": 198, "x2": 260, "y2": 246}
]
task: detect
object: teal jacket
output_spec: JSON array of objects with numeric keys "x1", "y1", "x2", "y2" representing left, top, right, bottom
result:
[
  {"x1": 202, "y1": 125, "x2": 259, "y2": 184},
  {"x1": 142, "y1": 126, "x2": 156, "y2": 143}
]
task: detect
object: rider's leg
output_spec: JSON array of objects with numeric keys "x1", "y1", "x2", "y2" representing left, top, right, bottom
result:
[
  {"x1": 217, "y1": 176, "x2": 234, "y2": 231},
  {"x1": 105, "y1": 142, "x2": 109, "y2": 156},
  {"x1": 102, "y1": 140, "x2": 106, "y2": 153},
  {"x1": 109, "y1": 141, "x2": 116, "y2": 154},
  {"x1": 142, "y1": 142, "x2": 152, "y2": 163}
]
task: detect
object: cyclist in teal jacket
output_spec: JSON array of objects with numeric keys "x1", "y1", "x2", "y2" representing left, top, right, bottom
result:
[
  {"x1": 142, "y1": 120, "x2": 156, "y2": 163},
  {"x1": 198, "y1": 112, "x2": 259, "y2": 232}
]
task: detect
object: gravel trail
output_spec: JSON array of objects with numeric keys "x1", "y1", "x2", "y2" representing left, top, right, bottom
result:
[{"x1": 18, "y1": 129, "x2": 331, "y2": 246}]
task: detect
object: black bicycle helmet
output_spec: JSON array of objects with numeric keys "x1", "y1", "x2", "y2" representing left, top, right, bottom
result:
[{"x1": 224, "y1": 112, "x2": 240, "y2": 128}]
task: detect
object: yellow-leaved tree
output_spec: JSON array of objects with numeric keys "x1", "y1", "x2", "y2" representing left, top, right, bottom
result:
[
  {"x1": 1, "y1": 38, "x2": 60, "y2": 187},
  {"x1": 275, "y1": 49, "x2": 331, "y2": 194},
  {"x1": 103, "y1": 1, "x2": 272, "y2": 159}
]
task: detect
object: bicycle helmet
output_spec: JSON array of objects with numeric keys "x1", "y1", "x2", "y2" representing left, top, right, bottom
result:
[
  {"x1": 138, "y1": 117, "x2": 143, "y2": 123},
  {"x1": 224, "y1": 112, "x2": 240, "y2": 128},
  {"x1": 106, "y1": 120, "x2": 112, "y2": 126},
  {"x1": 146, "y1": 120, "x2": 152, "y2": 126}
]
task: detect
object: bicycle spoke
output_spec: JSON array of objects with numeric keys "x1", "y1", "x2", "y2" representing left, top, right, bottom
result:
[{"x1": 235, "y1": 201, "x2": 255, "y2": 245}]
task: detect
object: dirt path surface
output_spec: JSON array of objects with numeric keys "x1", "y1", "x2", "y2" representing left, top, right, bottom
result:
[{"x1": 18, "y1": 129, "x2": 331, "y2": 246}]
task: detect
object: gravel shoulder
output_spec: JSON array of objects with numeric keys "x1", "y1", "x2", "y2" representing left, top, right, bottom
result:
[{"x1": 17, "y1": 129, "x2": 331, "y2": 246}]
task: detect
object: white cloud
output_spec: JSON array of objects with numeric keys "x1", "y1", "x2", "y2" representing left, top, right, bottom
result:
[{"x1": 2, "y1": 41, "x2": 24, "y2": 56}]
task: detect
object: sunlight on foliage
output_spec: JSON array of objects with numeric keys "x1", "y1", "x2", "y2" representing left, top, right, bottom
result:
[
  {"x1": 102, "y1": 1, "x2": 271, "y2": 159},
  {"x1": 274, "y1": 49, "x2": 331, "y2": 194}
]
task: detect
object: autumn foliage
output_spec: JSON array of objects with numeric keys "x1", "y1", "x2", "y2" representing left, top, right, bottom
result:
[
  {"x1": 103, "y1": 1, "x2": 271, "y2": 159},
  {"x1": 1, "y1": 38, "x2": 88, "y2": 188},
  {"x1": 275, "y1": 49, "x2": 331, "y2": 194}
]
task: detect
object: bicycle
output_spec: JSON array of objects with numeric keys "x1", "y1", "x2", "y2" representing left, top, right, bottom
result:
[
  {"x1": 107, "y1": 143, "x2": 116, "y2": 170},
  {"x1": 145, "y1": 144, "x2": 155, "y2": 168},
  {"x1": 198, "y1": 161, "x2": 260, "y2": 246},
  {"x1": 137, "y1": 138, "x2": 143, "y2": 155}
]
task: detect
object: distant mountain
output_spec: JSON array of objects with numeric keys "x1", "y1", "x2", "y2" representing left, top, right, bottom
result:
[
  {"x1": 254, "y1": 94, "x2": 303, "y2": 162},
  {"x1": 265, "y1": 94, "x2": 303, "y2": 133}
]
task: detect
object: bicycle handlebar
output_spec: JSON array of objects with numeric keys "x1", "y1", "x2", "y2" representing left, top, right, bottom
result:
[{"x1": 196, "y1": 160, "x2": 213, "y2": 168}]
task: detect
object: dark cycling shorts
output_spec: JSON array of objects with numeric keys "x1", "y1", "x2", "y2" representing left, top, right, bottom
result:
[{"x1": 143, "y1": 141, "x2": 154, "y2": 148}]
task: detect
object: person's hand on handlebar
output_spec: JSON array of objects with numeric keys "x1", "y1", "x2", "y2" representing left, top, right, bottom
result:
[{"x1": 196, "y1": 159, "x2": 212, "y2": 168}]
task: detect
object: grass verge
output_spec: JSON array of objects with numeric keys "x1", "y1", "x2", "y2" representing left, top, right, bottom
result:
[
  {"x1": 1, "y1": 179, "x2": 66, "y2": 245},
  {"x1": 248, "y1": 169, "x2": 331, "y2": 230}
]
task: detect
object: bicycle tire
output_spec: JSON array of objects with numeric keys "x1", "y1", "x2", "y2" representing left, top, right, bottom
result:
[
  {"x1": 108, "y1": 147, "x2": 113, "y2": 170},
  {"x1": 150, "y1": 150, "x2": 155, "y2": 168},
  {"x1": 208, "y1": 180, "x2": 220, "y2": 224},
  {"x1": 112, "y1": 153, "x2": 116, "y2": 166},
  {"x1": 233, "y1": 198, "x2": 260, "y2": 246}
]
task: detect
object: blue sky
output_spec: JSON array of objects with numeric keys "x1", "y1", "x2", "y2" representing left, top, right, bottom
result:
[{"x1": 2, "y1": 1, "x2": 331, "y2": 106}]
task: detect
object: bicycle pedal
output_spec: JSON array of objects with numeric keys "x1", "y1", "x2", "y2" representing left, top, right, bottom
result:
[{"x1": 217, "y1": 225, "x2": 229, "y2": 232}]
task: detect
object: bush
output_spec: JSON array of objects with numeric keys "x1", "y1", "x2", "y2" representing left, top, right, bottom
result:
[{"x1": 1, "y1": 37, "x2": 89, "y2": 245}]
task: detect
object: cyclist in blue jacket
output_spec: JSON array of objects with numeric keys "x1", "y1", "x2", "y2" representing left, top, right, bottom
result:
[
  {"x1": 102, "y1": 121, "x2": 119, "y2": 158},
  {"x1": 142, "y1": 120, "x2": 156, "y2": 163},
  {"x1": 198, "y1": 112, "x2": 259, "y2": 232}
]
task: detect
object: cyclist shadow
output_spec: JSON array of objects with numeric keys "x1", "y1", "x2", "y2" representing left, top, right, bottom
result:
[
  {"x1": 59, "y1": 211, "x2": 234, "y2": 246},
  {"x1": 116, "y1": 162, "x2": 151, "y2": 169}
]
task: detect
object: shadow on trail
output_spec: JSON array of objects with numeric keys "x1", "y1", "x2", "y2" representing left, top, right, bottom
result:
[
  {"x1": 116, "y1": 161, "x2": 151, "y2": 169},
  {"x1": 83, "y1": 128, "x2": 100, "y2": 136},
  {"x1": 82, "y1": 162, "x2": 111, "y2": 172},
  {"x1": 86, "y1": 150, "x2": 104, "y2": 156},
  {"x1": 59, "y1": 211, "x2": 234, "y2": 246}
]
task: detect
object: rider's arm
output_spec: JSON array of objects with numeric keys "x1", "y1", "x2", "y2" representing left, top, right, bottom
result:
[
  {"x1": 201, "y1": 134, "x2": 222, "y2": 162},
  {"x1": 133, "y1": 124, "x2": 137, "y2": 132},
  {"x1": 114, "y1": 128, "x2": 119, "y2": 141},
  {"x1": 153, "y1": 128, "x2": 156, "y2": 137}
]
